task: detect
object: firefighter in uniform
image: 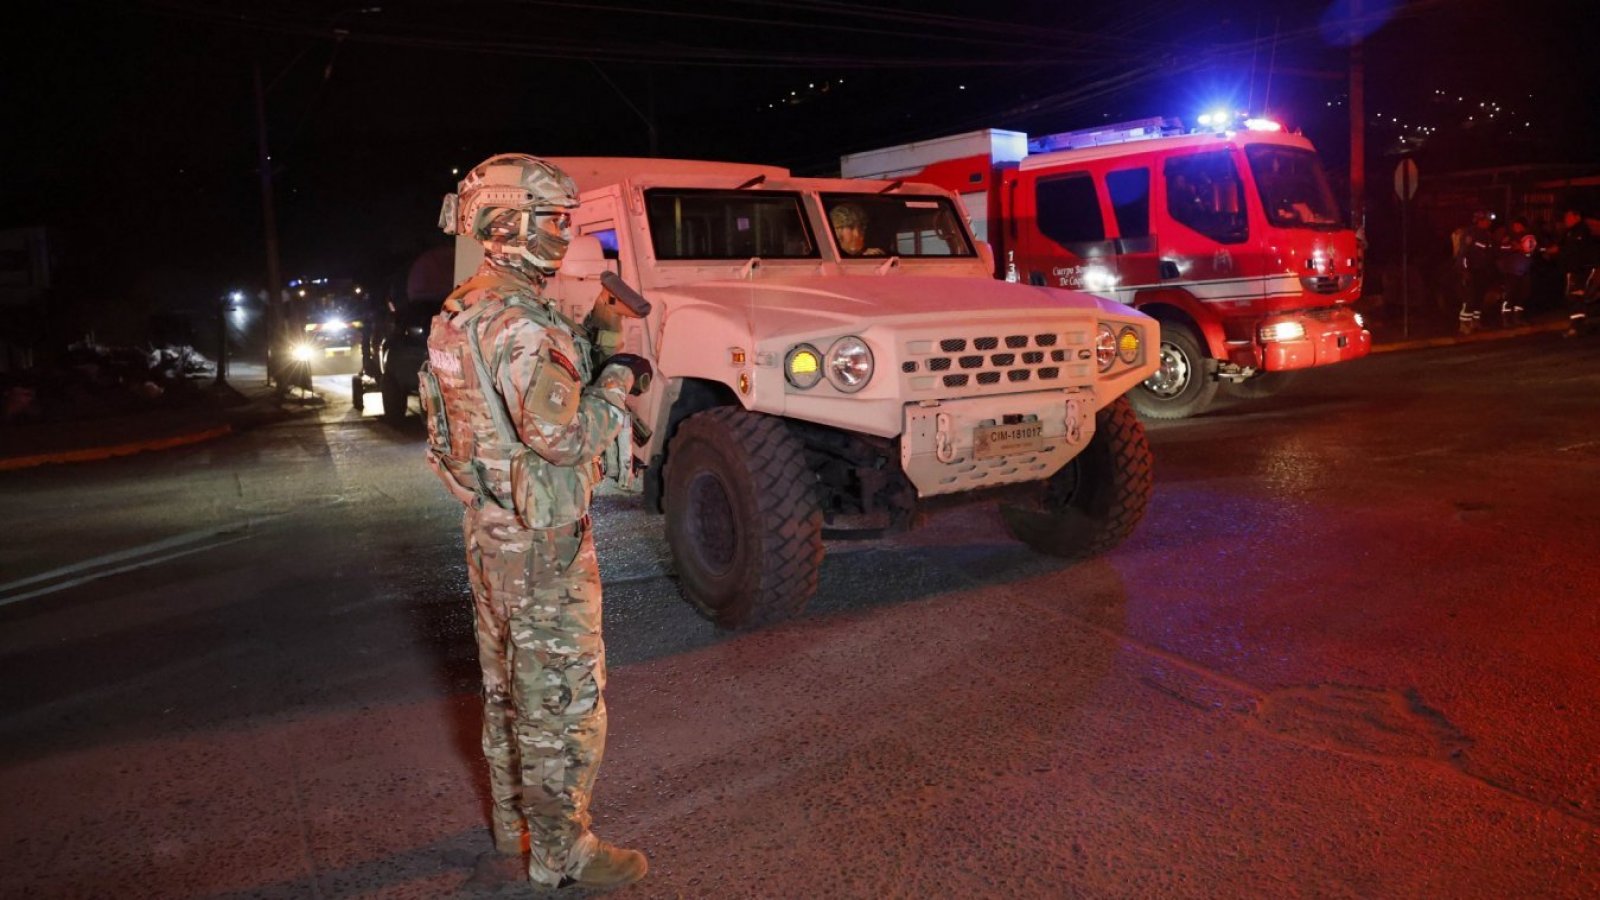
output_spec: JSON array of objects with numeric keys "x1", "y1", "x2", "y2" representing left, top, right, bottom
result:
[
  {"x1": 1497, "y1": 216, "x2": 1536, "y2": 327},
  {"x1": 421, "y1": 154, "x2": 649, "y2": 891},
  {"x1": 1457, "y1": 210, "x2": 1498, "y2": 334},
  {"x1": 1548, "y1": 207, "x2": 1598, "y2": 336}
]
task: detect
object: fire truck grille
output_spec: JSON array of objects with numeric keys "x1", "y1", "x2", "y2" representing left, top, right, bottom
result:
[
  {"x1": 903, "y1": 328, "x2": 1094, "y2": 397},
  {"x1": 1301, "y1": 275, "x2": 1356, "y2": 295},
  {"x1": 1302, "y1": 306, "x2": 1352, "y2": 322}
]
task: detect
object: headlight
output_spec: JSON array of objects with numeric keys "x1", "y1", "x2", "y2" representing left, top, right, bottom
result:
[
  {"x1": 1259, "y1": 321, "x2": 1307, "y2": 343},
  {"x1": 825, "y1": 336, "x2": 874, "y2": 392},
  {"x1": 324, "y1": 319, "x2": 348, "y2": 332},
  {"x1": 1353, "y1": 312, "x2": 1366, "y2": 329},
  {"x1": 1116, "y1": 326, "x2": 1141, "y2": 364},
  {"x1": 290, "y1": 342, "x2": 315, "y2": 362},
  {"x1": 785, "y1": 344, "x2": 823, "y2": 389},
  {"x1": 1095, "y1": 323, "x2": 1117, "y2": 371}
]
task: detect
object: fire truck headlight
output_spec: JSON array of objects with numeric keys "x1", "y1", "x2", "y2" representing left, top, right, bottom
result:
[
  {"x1": 1354, "y1": 312, "x2": 1366, "y2": 329},
  {"x1": 1259, "y1": 321, "x2": 1308, "y2": 343},
  {"x1": 1096, "y1": 323, "x2": 1117, "y2": 371},
  {"x1": 825, "y1": 336, "x2": 874, "y2": 392},
  {"x1": 291, "y1": 342, "x2": 315, "y2": 363}
]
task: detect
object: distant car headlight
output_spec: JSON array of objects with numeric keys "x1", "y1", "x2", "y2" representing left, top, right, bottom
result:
[
  {"x1": 1117, "y1": 326, "x2": 1141, "y2": 364},
  {"x1": 785, "y1": 343, "x2": 823, "y2": 389},
  {"x1": 323, "y1": 319, "x2": 348, "y2": 333},
  {"x1": 291, "y1": 342, "x2": 315, "y2": 362},
  {"x1": 1259, "y1": 321, "x2": 1307, "y2": 343},
  {"x1": 1096, "y1": 323, "x2": 1117, "y2": 371},
  {"x1": 406, "y1": 325, "x2": 426, "y2": 337},
  {"x1": 825, "y1": 336, "x2": 874, "y2": 392}
]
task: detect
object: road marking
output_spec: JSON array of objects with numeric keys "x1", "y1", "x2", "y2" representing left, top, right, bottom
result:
[{"x1": 0, "y1": 525, "x2": 258, "y2": 608}]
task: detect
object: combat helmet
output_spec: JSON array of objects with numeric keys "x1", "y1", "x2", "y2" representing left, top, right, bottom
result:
[{"x1": 440, "y1": 154, "x2": 579, "y2": 277}]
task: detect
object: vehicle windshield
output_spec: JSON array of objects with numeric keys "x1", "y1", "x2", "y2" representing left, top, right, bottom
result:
[
  {"x1": 820, "y1": 193, "x2": 976, "y2": 258},
  {"x1": 1245, "y1": 145, "x2": 1345, "y2": 229},
  {"x1": 645, "y1": 189, "x2": 818, "y2": 260}
]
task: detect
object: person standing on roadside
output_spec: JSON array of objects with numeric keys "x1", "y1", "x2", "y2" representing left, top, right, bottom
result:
[
  {"x1": 422, "y1": 154, "x2": 650, "y2": 892},
  {"x1": 1546, "y1": 207, "x2": 1598, "y2": 336},
  {"x1": 1496, "y1": 216, "x2": 1536, "y2": 327},
  {"x1": 1457, "y1": 210, "x2": 1498, "y2": 334}
]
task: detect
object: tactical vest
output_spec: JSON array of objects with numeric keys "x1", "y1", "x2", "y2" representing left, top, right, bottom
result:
[{"x1": 420, "y1": 275, "x2": 599, "y2": 528}]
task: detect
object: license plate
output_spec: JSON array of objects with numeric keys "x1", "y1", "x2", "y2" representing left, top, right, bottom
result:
[{"x1": 973, "y1": 421, "x2": 1045, "y2": 460}]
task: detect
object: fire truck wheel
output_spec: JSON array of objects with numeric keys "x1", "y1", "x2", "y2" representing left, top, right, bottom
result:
[
  {"x1": 1223, "y1": 370, "x2": 1301, "y2": 400},
  {"x1": 664, "y1": 407, "x2": 824, "y2": 630},
  {"x1": 380, "y1": 371, "x2": 408, "y2": 422},
  {"x1": 1131, "y1": 322, "x2": 1217, "y2": 419},
  {"x1": 1000, "y1": 396, "x2": 1152, "y2": 559}
]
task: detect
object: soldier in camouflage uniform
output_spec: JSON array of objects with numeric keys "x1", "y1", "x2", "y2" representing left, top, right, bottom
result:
[{"x1": 422, "y1": 154, "x2": 648, "y2": 891}]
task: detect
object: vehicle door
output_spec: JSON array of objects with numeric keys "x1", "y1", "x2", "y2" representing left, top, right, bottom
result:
[
  {"x1": 1155, "y1": 148, "x2": 1261, "y2": 303},
  {"x1": 1010, "y1": 166, "x2": 1118, "y2": 298},
  {"x1": 1103, "y1": 164, "x2": 1158, "y2": 300}
]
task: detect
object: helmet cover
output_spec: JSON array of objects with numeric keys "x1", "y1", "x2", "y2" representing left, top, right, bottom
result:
[{"x1": 441, "y1": 154, "x2": 579, "y2": 276}]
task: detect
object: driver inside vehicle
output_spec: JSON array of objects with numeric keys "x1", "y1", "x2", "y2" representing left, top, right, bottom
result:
[{"x1": 830, "y1": 203, "x2": 886, "y2": 257}]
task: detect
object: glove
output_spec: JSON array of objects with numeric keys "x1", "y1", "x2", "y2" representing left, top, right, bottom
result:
[{"x1": 598, "y1": 353, "x2": 652, "y2": 396}]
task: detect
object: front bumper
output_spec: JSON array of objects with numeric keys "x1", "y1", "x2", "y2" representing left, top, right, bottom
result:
[
  {"x1": 899, "y1": 389, "x2": 1095, "y2": 499},
  {"x1": 1235, "y1": 308, "x2": 1371, "y2": 372}
]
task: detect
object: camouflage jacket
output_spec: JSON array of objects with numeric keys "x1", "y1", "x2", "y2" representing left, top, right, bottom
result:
[{"x1": 421, "y1": 266, "x2": 629, "y2": 529}]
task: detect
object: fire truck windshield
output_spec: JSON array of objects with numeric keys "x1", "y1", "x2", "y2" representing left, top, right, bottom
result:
[
  {"x1": 1245, "y1": 145, "x2": 1344, "y2": 230},
  {"x1": 820, "y1": 193, "x2": 976, "y2": 259}
]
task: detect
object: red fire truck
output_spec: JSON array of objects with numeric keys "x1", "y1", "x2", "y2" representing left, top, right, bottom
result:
[{"x1": 842, "y1": 116, "x2": 1371, "y2": 418}]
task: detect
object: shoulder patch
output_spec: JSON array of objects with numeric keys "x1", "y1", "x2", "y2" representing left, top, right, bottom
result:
[
  {"x1": 547, "y1": 348, "x2": 581, "y2": 381},
  {"x1": 527, "y1": 345, "x2": 583, "y2": 427}
]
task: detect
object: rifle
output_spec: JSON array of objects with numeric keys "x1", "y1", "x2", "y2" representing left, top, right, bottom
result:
[
  {"x1": 584, "y1": 270, "x2": 653, "y2": 394},
  {"x1": 583, "y1": 272, "x2": 655, "y2": 488}
]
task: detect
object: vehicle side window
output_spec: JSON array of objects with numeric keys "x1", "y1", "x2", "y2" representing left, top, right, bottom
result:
[
  {"x1": 1106, "y1": 168, "x2": 1150, "y2": 238},
  {"x1": 586, "y1": 228, "x2": 621, "y2": 260},
  {"x1": 1164, "y1": 151, "x2": 1249, "y2": 244},
  {"x1": 1035, "y1": 173, "x2": 1105, "y2": 247}
]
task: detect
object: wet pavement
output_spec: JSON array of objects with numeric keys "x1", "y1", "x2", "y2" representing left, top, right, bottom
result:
[{"x1": 1, "y1": 327, "x2": 1598, "y2": 898}]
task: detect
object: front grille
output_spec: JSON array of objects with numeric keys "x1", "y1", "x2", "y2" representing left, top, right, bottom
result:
[
  {"x1": 1301, "y1": 275, "x2": 1355, "y2": 295},
  {"x1": 904, "y1": 327, "x2": 1094, "y2": 396},
  {"x1": 1302, "y1": 305, "x2": 1352, "y2": 322}
]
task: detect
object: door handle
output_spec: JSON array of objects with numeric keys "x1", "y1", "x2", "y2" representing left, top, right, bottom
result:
[{"x1": 1159, "y1": 260, "x2": 1180, "y2": 280}]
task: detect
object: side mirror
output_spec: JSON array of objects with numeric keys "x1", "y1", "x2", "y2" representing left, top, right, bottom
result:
[{"x1": 561, "y1": 235, "x2": 613, "y2": 281}]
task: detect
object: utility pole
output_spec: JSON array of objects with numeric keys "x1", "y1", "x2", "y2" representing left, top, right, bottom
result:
[
  {"x1": 1348, "y1": 0, "x2": 1366, "y2": 233},
  {"x1": 253, "y1": 61, "x2": 286, "y2": 388}
]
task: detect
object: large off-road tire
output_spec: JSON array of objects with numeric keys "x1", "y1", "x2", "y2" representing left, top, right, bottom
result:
[
  {"x1": 663, "y1": 407, "x2": 824, "y2": 630},
  {"x1": 1222, "y1": 370, "x2": 1301, "y2": 400},
  {"x1": 999, "y1": 396, "x2": 1153, "y2": 559},
  {"x1": 1131, "y1": 321, "x2": 1217, "y2": 419},
  {"x1": 380, "y1": 370, "x2": 407, "y2": 423}
]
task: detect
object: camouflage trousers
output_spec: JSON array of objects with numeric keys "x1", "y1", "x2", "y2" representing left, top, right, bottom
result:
[{"x1": 462, "y1": 504, "x2": 607, "y2": 887}]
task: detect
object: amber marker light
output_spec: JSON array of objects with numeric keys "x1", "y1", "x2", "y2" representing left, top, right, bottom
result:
[{"x1": 1117, "y1": 327, "x2": 1141, "y2": 364}]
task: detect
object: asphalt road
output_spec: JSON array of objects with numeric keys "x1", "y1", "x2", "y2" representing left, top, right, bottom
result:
[{"x1": 2, "y1": 335, "x2": 1598, "y2": 898}]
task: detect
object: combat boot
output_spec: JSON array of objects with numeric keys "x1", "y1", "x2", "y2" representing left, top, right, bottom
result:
[{"x1": 562, "y1": 842, "x2": 649, "y2": 892}]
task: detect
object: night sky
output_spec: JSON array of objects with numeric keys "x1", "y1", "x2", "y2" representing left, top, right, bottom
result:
[{"x1": 4, "y1": 0, "x2": 1595, "y2": 325}]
